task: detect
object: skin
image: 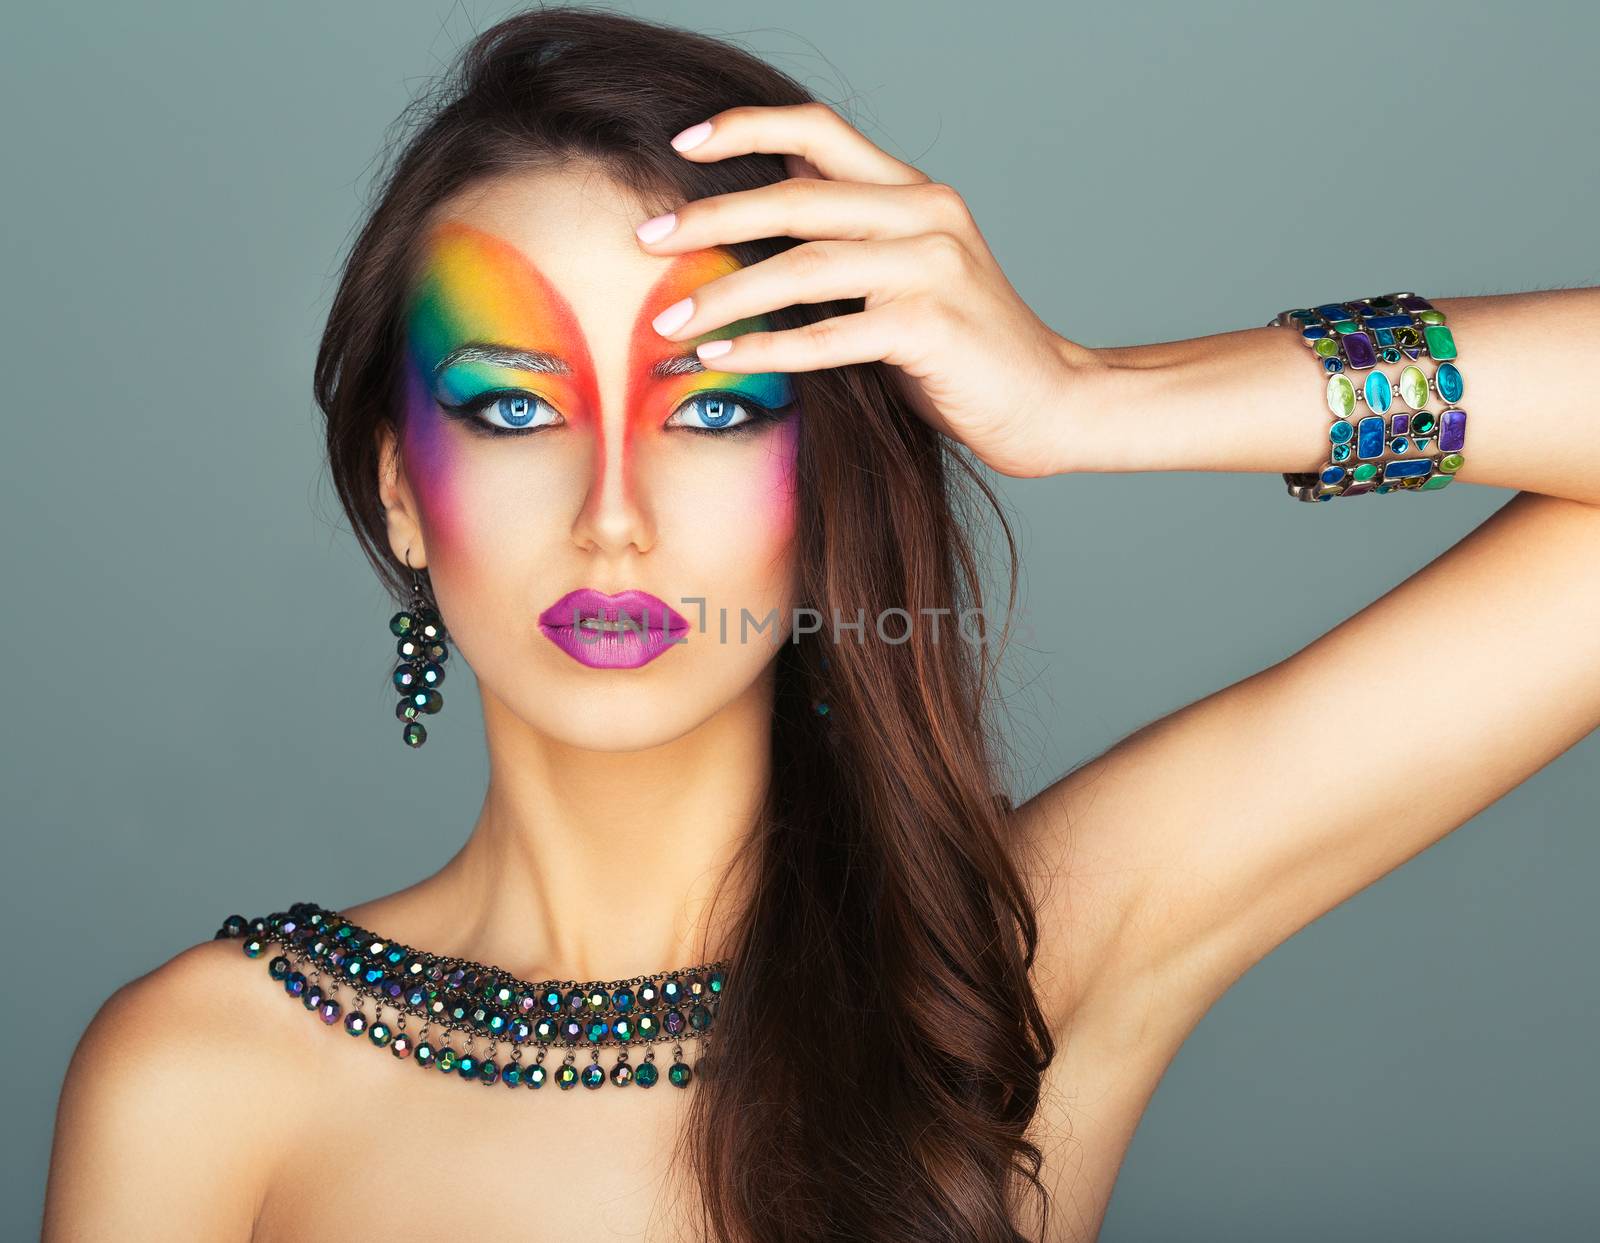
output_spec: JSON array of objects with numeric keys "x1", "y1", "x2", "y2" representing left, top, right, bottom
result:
[{"x1": 42, "y1": 106, "x2": 1600, "y2": 1243}]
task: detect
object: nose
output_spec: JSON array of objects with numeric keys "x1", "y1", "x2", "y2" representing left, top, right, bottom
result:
[{"x1": 569, "y1": 408, "x2": 656, "y2": 558}]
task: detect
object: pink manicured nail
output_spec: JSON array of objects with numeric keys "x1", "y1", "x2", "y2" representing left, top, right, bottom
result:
[
  {"x1": 670, "y1": 121, "x2": 713, "y2": 151},
  {"x1": 696, "y1": 339, "x2": 733, "y2": 361},
  {"x1": 652, "y1": 297, "x2": 694, "y2": 336},
  {"x1": 636, "y1": 212, "x2": 677, "y2": 243}
]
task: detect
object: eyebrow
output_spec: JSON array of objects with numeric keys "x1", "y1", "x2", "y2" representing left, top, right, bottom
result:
[{"x1": 433, "y1": 344, "x2": 707, "y2": 380}]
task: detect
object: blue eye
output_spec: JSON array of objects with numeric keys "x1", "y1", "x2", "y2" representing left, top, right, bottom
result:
[
  {"x1": 442, "y1": 390, "x2": 563, "y2": 436},
  {"x1": 668, "y1": 391, "x2": 791, "y2": 437}
]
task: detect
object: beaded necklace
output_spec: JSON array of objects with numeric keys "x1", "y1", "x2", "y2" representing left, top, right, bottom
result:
[{"x1": 217, "y1": 901, "x2": 725, "y2": 1092}]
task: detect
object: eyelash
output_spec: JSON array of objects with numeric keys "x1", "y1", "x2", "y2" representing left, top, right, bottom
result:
[{"x1": 439, "y1": 389, "x2": 794, "y2": 439}]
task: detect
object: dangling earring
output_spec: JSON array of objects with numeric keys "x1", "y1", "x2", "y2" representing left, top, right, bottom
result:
[
  {"x1": 390, "y1": 548, "x2": 449, "y2": 748},
  {"x1": 811, "y1": 646, "x2": 833, "y2": 724}
]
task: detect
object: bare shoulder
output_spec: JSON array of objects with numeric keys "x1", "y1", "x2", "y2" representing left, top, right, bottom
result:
[
  {"x1": 42, "y1": 933, "x2": 307, "y2": 1241},
  {"x1": 1005, "y1": 715, "x2": 1225, "y2": 1061}
]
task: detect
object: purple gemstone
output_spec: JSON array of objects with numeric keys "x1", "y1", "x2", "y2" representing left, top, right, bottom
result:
[
  {"x1": 664, "y1": 1008, "x2": 685, "y2": 1035},
  {"x1": 1438, "y1": 408, "x2": 1466, "y2": 452},
  {"x1": 319, "y1": 999, "x2": 342, "y2": 1025},
  {"x1": 1343, "y1": 483, "x2": 1374, "y2": 496},
  {"x1": 1342, "y1": 332, "x2": 1377, "y2": 369},
  {"x1": 1398, "y1": 295, "x2": 1434, "y2": 312},
  {"x1": 1391, "y1": 413, "x2": 1409, "y2": 435}
]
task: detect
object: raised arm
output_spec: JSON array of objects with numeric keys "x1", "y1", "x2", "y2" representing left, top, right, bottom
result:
[
  {"x1": 618, "y1": 107, "x2": 1599, "y2": 1046},
  {"x1": 1013, "y1": 285, "x2": 1600, "y2": 1042}
]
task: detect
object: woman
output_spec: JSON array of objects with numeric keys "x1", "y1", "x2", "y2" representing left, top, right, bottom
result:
[{"x1": 39, "y1": 7, "x2": 1600, "y2": 1242}]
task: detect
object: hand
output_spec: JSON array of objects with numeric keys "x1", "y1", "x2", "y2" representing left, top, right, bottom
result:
[{"x1": 633, "y1": 102, "x2": 1102, "y2": 479}]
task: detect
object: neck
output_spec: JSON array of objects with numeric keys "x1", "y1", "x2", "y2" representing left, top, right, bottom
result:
[{"x1": 402, "y1": 673, "x2": 772, "y2": 984}]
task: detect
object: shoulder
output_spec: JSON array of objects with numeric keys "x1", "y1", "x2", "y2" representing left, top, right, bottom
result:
[{"x1": 42, "y1": 926, "x2": 304, "y2": 1241}]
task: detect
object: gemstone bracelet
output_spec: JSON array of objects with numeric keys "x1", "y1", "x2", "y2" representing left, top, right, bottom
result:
[
  {"x1": 218, "y1": 902, "x2": 725, "y2": 1092},
  {"x1": 1269, "y1": 291, "x2": 1467, "y2": 502}
]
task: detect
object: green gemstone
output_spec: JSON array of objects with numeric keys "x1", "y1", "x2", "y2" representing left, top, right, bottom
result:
[
  {"x1": 1417, "y1": 310, "x2": 1445, "y2": 324},
  {"x1": 368, "y1": 1022, "x2": 392, "y2": 1047},
  {"x1": 243, "y1": 937, "x2": 264, "y2": 958},
  {"x1": 1398, "y1": 365, "x2": 1429, "y2": 410},
  {"x1": 1353, "y1": 463, "x2": 1378, "y2": 482},
  {"x1": 1326, "y1": 374, "x2": 1356, "y2": 419},
  {"x1": 1422, "y1": 323, "x2": 1457, "y2": 360},
  {"x1": 668, "y1": 1061, "x2": 693, "y2": 1088},
  {"x1": 1411, "y1": 413, "x2": 1437, "y2": 435},
  {"x1": 502, "y1": 1065, "x2": 522, "y2": 1086},
  {"x1": 389, "y1": 611, "x2": 417, "y2": 638},
  {"x1": 1440, "y1": 453, "x2": 1464, "y2": 473},
  {"x1": 1333, "y1": 321, "x2": 1360, "y2": 334},
  {"x1": 456, "y1": 1054, "x2": 477, "y2": 1078},
  {"x1": 1420, "y1": 474, "x2": 1453, "y2": 490},
  {"x1": 557, "y1": 1063, "x2": 579, "y2": 1089},
  {"x1": 526, "y1": 1064, "x2": 547, "y2": 1088},
  {"x1": 1313, "y1": 337, "x2": 1339, "y2": 357},
  {"x1": 435, "y1": 1047, "x2": 458, "y2": 1072},
  {"x1": 634, "y1": 1060, "x2": 659, "y2": 1088}
]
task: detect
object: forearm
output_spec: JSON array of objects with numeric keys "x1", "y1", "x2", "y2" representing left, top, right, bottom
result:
[{"x1": 1057, "y1": 285, "x2": 1600, "y2": 506}]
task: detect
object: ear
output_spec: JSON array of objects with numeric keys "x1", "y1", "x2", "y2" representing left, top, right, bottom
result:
[{"x1": 375, "y1": 420, "x2": 428, "y2": 570}]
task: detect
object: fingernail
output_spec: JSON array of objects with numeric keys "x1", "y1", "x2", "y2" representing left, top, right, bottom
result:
[
  {"x1": 696, "y1": 339, "x2": 733, "y2": 361},
  {"x1": 652, "y1": 297, "x2": 694, "y2": 336},
  {"x1": 670, "y1": 121, "x2": 713, "y2": 151},
  {"x1": 636, "y1": 211, "x2": 677, "y2": 243}
]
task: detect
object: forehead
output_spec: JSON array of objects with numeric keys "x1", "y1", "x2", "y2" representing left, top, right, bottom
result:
[{"x1": 409, "y1": 164, "x2": 740, "y2": 349}]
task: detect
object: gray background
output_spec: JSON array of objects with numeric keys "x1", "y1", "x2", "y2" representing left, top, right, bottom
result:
[{"x1": 5, "y1": 1, "x2": 1596, "y2": 1238}]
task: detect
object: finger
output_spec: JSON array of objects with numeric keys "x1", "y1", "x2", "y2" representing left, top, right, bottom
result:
[
  {"x1": 673, "y1": 102, "x2": 930, "y2": 187},
  {"x1": 653, "y1": 235, "x2": 967, "y2": 341},
  {"x1": 692, "y1": 300, "x2": 926, "y2": 375},
  {"x1": 638, "y1": 176, "x2": 974, "y2": 252}
]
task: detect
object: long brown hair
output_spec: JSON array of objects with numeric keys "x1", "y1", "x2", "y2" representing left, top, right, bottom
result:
[{"x1": 313, "y1": 7, "x2": 1054, "y2": 1239}]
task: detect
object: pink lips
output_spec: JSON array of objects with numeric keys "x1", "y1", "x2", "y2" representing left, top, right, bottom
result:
[{"x1": 537, "y1": 588, "x2": 690, "y2": 669}]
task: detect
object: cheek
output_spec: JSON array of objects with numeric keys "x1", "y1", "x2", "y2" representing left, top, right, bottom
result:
[{"x1": 758, "y1": 418, "x2": 801, "y2": 546}]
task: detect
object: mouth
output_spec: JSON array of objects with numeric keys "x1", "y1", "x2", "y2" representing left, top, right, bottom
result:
[{"x1": 537, "y1": 587, "x2": 691, "y2": 635}]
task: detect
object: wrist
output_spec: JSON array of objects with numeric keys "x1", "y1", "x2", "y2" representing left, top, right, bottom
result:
[{"x1": 1046, "y1": 326, "x2": 1330, "y2": 478}]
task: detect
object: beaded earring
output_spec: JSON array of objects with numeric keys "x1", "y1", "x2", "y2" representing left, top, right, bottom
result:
[
  {"x1": 811, "y1": 646, "x2": 833, "y2": 723},
  {"x1": 390, "y1": 549, "x2": 450, "y2": 748}
]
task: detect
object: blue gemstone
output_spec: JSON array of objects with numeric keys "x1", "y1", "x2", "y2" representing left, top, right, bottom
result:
[
  {"x1": 1320, "y1": 466, "x2": 1345, "y2": 485},
  {"x1": 1436, "y1": 362, "x2": 1464, "y2": 403},
  {"x1": 1374, "y1": 328, "x2": 1395, "y2": 345},
  {"x1": 1383, "y1": 458, "x2": 1432, "y2": 479},
  {"x1": 1329, "y1": 420, "x2": 1353, "y2": 443},
  {"x1": 1389, "y1": 436, "x2": 1410, "y2": 454},
  {"x1": 1323, "y1": 357, "x2": 1344, "y2": 372},
  {"x1": 1357, "y1": 415, "x2": 1386, "y2": 459},
  {"x1": 1332, "y1": 444, "x2": 1351, "y2": 462},
  {"x1": 1363, "y1": 314, "x2": 1411, "y2": 329},
  {"x1": 1317, "y1": 303, "x2": 1353, "y2": 321},
  {"x1": 1301, "y1": 325, "x2": 1329, "y2": 340},
  {"x1": 1364, "y1": 371, "x2": 1392, "y2": 413}
]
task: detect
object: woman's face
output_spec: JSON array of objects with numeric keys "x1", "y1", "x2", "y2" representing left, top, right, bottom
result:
[{"x1": 379, "y1": 166, "x2": 801, "y2": 752}]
